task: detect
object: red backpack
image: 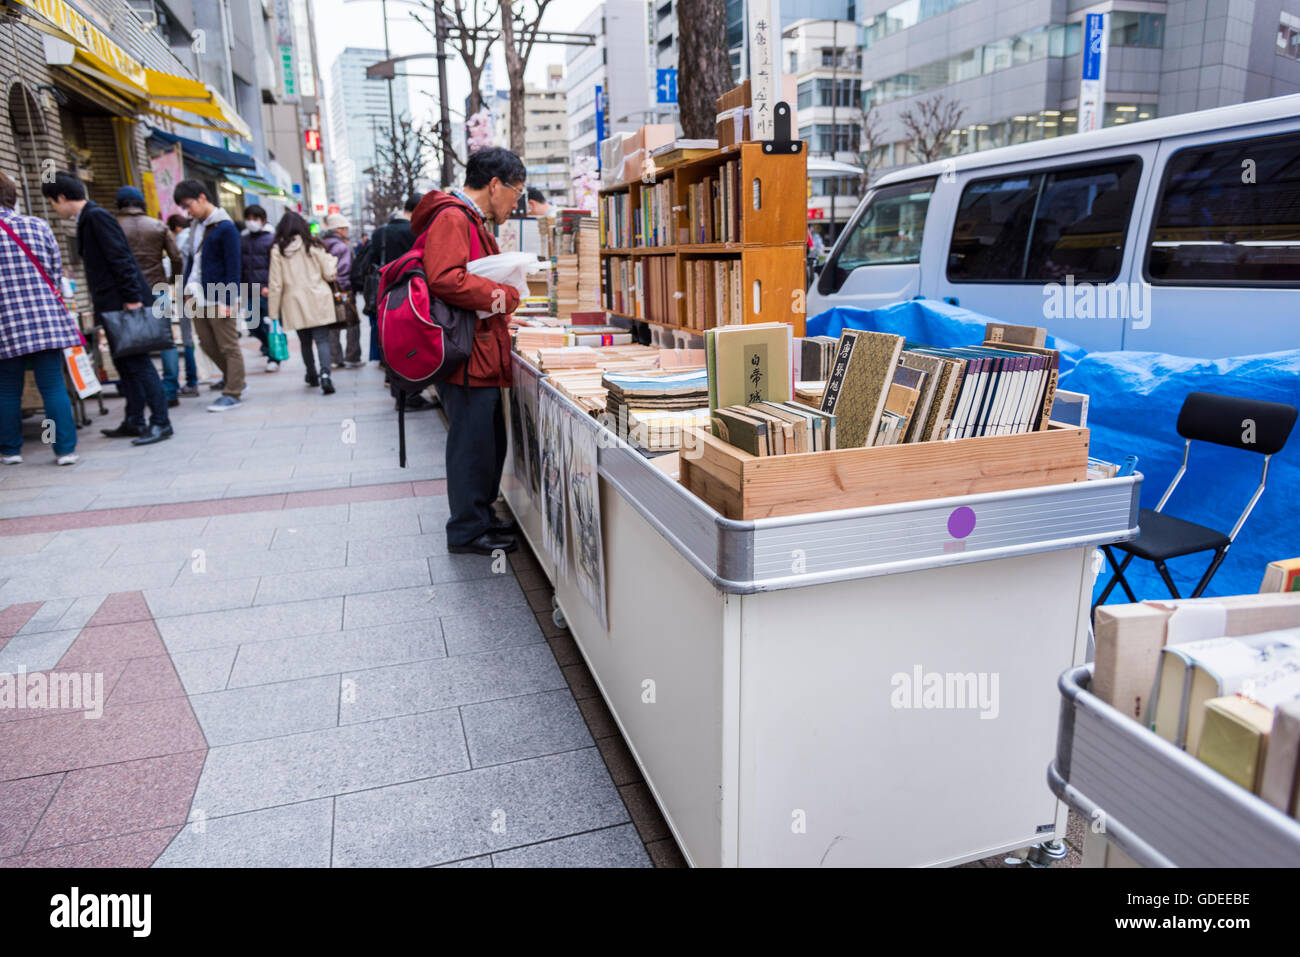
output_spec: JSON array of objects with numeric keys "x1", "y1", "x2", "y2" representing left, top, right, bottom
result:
[{"x1": 376, "y1": 207, "x2": 481, "y2": 466}]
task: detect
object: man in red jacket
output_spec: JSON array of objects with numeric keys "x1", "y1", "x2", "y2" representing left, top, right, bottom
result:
[{"x1": 412, "y1": 147, "x2": 525, "y2": 555}]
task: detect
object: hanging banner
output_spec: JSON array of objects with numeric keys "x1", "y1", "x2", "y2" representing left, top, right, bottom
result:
[
  {"x1": 747, "y1": 0, "x2": 780, "y2": 140},
  {"x1": 566, "y1": 411, "x2": 607, "y2": 629},
  {"x1": 150, "y1": 147, "x2": 184, "y2": 223},
  {"x1": 538, "y1": 389, "x2": 569, "y2": 573},
  {"x1": 1079, "y1": 13, "x2": 1109, "y2": 133}
]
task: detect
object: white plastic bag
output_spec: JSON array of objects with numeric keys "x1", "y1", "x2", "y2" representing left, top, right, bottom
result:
[{"x1": 467, "y1": 252, "x2": 546, "y2": 317}]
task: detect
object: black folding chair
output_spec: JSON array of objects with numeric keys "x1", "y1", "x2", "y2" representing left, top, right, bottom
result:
[{"x1": 1094, "y1": 391, "x2": 1297, "y2": 610}]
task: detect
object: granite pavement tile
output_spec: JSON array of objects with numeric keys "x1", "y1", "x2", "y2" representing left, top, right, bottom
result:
[
  {"x1": 491, "y1": 824, "x2": 651, "y2": 868},
  {"x1": 153, "y1": 799, "x2": 334, "y2": 868},
  {"x1": 188, "y1": 675, "x2": 341, "y2": 746},
  {"x1": 342, "y1": 577, "x2": 526, "y2": 630},
  {"x1": 252, "y1": 559, "x2": 431, "y2": 606},
  {"x1": 460, "y1": 690, "x2": 594, "y2": 767},
  {"x1": 0, "y1": 773, "x2": 64, "y2": 857},
  {"x1": 226, "y1": 620, "x2": 444, "y2": 688},
  {"x1": 439, "y1": 608, "x2": 545, "y2": 657},
  {"x1": 331, "y1": 748, "x2": 628, "y2": 867},
  {"x1": 154, "y1": 596, "x2": 344, "y2": 654}
]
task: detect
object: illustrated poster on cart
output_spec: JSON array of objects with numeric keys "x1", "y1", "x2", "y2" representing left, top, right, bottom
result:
[
  {"x1": 508, "y1": 380, "x2": 531, "y2": 502},
  {"x1": 519, "y1": 372, "x2": 542, "y2": 506},
  {"x1": 566, "y1": 410, "x2": 607, "y2": 629},
  {"x1": 538, "y1": 389, "x2": 569, "y2": 572}
]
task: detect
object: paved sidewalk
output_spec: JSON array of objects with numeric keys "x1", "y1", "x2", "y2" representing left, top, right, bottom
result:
[{"x1": 0, "y1": 336, "x2": 676, "y2": 867}]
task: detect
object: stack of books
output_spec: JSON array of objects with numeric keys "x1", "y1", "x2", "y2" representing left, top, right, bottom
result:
[
  {"x1": 602, "y1": 255, "x2": 678, "y2": 325},
  {"x1": 636, "y1": 179, "x2": 674, "y2": 247},
  {"x1": 796, "y1": 336, "x2": 839, "y2": 381},
  {"x1": 603, "y1": 368, "x2": 709, "y2": 422},
  {"x1": 712, "y1": 402, "x2": 837, "y2": 456},
  {"x1": 600, "y1": 192, "x2": 634, "y2": 248},
  {"x1": 648, "y1": 138, "x2": 718, "y2": 173},
  {"x1": 514, "y1": 327, "x2": 569, "y2": 352}
]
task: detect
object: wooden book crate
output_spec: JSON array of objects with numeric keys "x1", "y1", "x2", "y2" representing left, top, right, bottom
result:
[{"x1": 678, "y1": 426, "x2": 1090, "y2": 520}]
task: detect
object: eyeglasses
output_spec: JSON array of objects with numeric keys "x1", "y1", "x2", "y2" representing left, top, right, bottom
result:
[{"x1": 499, "y1": 181, "x2": 526, "y2": 199}]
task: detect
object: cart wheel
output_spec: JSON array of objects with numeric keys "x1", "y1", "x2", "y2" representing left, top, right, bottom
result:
[
  {"x1": 552, "y1": 606, "x2": 567, "y2": 630},
  {"x1": 550, "y1": 593, "x2": 558, "y2": 611}
]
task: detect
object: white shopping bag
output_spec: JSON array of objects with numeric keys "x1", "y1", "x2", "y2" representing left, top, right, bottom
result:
[{"x1": 63, "y1": 344, "x2": 101, "y2": 399}]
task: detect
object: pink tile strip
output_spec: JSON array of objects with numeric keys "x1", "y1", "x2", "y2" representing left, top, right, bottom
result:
[
  {"x1": 0, "y1": 773, "x2": 64, "y2": 858},
  {"x1": 0, "y1": 601, "x2": 42, "y2": 652},
  {"x1": 0, "y1": 478, "x2": 447, "y2": 537},
  {"x1": 86, "y1": 591, "x2": 153, "y2": 627},
  {"x1": 0, "y1": 826, "x2": 180, "y2": 868},
  {"x1": 24, "y1": 750, "x2": 206, "y2": 852}
]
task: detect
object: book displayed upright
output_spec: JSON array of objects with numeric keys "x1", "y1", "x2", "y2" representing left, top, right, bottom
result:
[{"x1": 819, "y1": 330, "x2": 905, "y2": 449}]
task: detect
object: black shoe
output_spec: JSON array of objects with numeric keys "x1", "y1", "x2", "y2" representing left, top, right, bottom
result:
[
  {"x1": 167, "y1": 397, "x2": 180, "y2": 408},
  {"x1": 101, "y1": 423, "x2": 145, "y2": 438},
  {"x1": 489, "y1": 517, "x2": 520, "y2": 535},
  {"x1": 208, "y1": 379, "x2": 225, "y2": 391},
  {"x1": 321, "y1": 374, "x2": 335, "y2": 395},
  {"x1": 397, "y1": 394, "x2": 438, "y2": 412},
  {"x1": 305, "y1": 372, "x2": 319, "y2": 387},
  {"x1": 448, "y1": 532, "x2": 518, "y2": 556},
  {"x1": 131, "y1": 424, "x2": 174, "y2": 446}
]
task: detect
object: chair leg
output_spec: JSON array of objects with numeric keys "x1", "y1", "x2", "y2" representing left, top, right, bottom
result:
[
  {"x1": 1190, "y1": 547, "x2": 1229, "y2": 599},
  {"x1": 1093, "y1": 546, "x2": 1138, "y2": 611},
  {"x1": 1154, "y1": 561, "x2": 1182, "y2": 600}
]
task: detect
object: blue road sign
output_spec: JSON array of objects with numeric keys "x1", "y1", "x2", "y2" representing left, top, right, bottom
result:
[{"x1": 656, "y1": 68, "x2": 678, "y2": 104}]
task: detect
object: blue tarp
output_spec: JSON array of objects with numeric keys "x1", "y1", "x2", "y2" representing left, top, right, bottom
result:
[{"x1": 806, "y1": 301, "x2": 1300, "y2": 602}]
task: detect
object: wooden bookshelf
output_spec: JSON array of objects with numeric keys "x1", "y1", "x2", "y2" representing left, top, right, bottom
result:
[{"x1": 599, "y1": 142, "x2": 807, "y2": 335}]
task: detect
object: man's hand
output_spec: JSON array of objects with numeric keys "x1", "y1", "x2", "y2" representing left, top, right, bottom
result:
[{"x1": 124, "y1": 302, "x2": 143, "y2": 311}]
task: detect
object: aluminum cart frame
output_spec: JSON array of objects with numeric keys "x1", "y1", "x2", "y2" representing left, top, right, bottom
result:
[
  {"x1": 1049, "y1": 664, "x2": 1300, "y2": 867},
  {"x1": 505, "y1": 355, "x2": 1140, "y2": 867}
]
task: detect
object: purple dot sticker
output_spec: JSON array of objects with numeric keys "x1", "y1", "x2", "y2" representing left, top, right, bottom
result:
[{"x1": 947, "y1": 506, "x2": 977, "y2": 539}]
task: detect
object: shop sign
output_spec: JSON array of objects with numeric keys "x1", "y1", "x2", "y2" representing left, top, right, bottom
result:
[
  {"x1": 807, "y1": 207, "x2": 824, "y2": 219},
  {"x1": 22, "y1": 0, "x2": 147, "y2": 92}
]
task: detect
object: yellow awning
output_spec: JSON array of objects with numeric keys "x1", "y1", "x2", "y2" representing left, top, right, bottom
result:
[
  {"x1": 6, "y1": 0, "x2": 147, "y2": 96},
  {"x1": 144, "y1": 69, "x2": 252, "y2": 141}
]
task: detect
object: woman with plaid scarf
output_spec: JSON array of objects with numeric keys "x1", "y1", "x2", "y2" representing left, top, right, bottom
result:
[{"x1": 0, "y1": 171, "x2": 81, "y2": 466}]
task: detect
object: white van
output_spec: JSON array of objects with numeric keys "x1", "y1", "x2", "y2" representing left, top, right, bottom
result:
[{"x1": 806, "y1": 94, "x2": 1300, "y2": 357}]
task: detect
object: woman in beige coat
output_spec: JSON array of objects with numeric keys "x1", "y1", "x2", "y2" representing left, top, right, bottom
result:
[{"x1": 267, "y1": 210, "x2": 338, "y2": 394}]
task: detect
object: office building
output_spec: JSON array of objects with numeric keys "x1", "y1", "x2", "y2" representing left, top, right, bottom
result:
[
  {"x1": 500, "y1": 65, "x2": 571, "y2": 204},
  {"x1": 324, "y1": 46, "x2": 411, "y2": 227},
  {"x1": 565, "y1": 1, "x2": 653, "y2": 170}
]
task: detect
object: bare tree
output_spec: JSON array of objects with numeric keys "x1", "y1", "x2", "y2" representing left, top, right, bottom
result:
[
  {"x1": 446, "y1": 0, "x2": 497, "y2": 118},
  {"x1": 898, "y1": 94, "x2": 966, "y2": 165},
  {"x1": 370, "y1": 113, "x2": 437, "y2": 223},
  {"x1": 498, "y1": 0, "x2": 553, "y2": 155},
  {"x1": 857, "y1": 102, "x2": 885, "y2": 190},
  {"x1": 676, "y1": 0, "x2": 730, "y2": 139}
]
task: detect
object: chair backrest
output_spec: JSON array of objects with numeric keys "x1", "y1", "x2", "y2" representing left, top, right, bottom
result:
[{"x1": 1176, "y1": 391, "x2": 1297, "y2": 456}]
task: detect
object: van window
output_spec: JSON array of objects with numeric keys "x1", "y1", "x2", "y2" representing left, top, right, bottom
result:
[
  {"x1": 1147, "y1": 132, "x2": 1300, "y2": 285},
  {"x1": 818, "y1": 178, "x2": 935, "y2": 294},
  {"x1": 947, "y1": 159, "x2": 1141, "y2": 282}
]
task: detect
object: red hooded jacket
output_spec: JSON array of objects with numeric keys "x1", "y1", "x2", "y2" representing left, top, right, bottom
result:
[{"x1": 410, "y1": 189, "x2": 521, "y2": 388}]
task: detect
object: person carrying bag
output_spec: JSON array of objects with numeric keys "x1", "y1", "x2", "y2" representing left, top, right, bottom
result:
[
  {"x1": 267, "y1": 211, "x2": 339, "y2": 395},
  {"x1": 0, "y1": 171, "x2": 83, "y2": 465}
]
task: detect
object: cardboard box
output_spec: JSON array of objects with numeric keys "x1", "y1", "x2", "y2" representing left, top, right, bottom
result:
[
  {"x1": 620, "y1": 124, "x2": 676, "y2": 185},
  {"x1": 715, "y1": 78, "x2": 798, "y2": 146}
]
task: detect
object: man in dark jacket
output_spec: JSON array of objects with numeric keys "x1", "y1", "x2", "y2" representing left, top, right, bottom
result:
[
  {"x1": 240, "y1": 205, "x2": 276, "y2": 370},
  {"x1": 174, "y1": 179, "x2": 244, "y2": 411},
  {"x1": 353, "y1": 194, "x2": 432, "y2": 409},
  {"x1": 43, "y1": 173, "x2": 172, "y2": 445},
  {"x1": 412, "y1": 149, "x2": 523, "y2": 555},
  {"x1": 116, "y1": 186, "x2": 182, "y2": 405}
]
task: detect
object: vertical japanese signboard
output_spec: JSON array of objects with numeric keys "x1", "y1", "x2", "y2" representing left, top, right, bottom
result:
[
  {"x1": 274, "y1": 0, "x2": 298, "y2": 101},
  {"x1": 1079, "y1": 13, "x2": 1109, "y2": 133},
  {"x1": 747, "y1": 0, "x2": 780, "y2": 141}
]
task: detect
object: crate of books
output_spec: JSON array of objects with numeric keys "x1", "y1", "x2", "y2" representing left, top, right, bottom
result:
[
  {"x1": 1051, "y1": 585, "x2": 1300, "y2": 867},
  {"x1": 677, "y1": 322, "x2": 1089, "y2": 520}
]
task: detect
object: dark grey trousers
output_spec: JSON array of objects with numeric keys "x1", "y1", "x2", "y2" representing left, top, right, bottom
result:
[{"x1": 434, "y1": 382, "x2": 506, "y2": 546}]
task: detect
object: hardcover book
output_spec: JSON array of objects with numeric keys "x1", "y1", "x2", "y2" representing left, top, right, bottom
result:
[{"x1": 820, "y1": 330, "x2": 906, "y2": 448}]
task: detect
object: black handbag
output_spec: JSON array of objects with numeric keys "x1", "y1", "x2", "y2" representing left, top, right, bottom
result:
[
  {"x1": 329, "y1": 281, "x2": 360, "y2": 330},
  {"x1": 100, "y1": 304, "x2": 173, "y2": 358}
]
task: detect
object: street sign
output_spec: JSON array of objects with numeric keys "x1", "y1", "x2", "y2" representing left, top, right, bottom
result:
[
  {"x1": 656, "y1": 68, "x2": 678, "y2": 104},
  {"x1": 328, "y1": 204, "x2": 340, "y2": 215},
  {"x1": 304, "y1": 129, "x2": 321, "y2": 153},
  {"x1": 595, "y1": 85, "x2": 605, "y2": 163},
  {"x1": 807, "y1": 208, "x2": 824, "y2": 219},
  {"x1": 1079, "y1": 13, "x2": 1109, "y2": 132}
]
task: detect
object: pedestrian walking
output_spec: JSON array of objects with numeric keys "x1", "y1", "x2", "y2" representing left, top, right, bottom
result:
[
  {"x1": 165, "y1": 213, "x2": 199, "y2": 396},
  {"x1": 42, "y1": 172, "x2": 172, "y2": 446},
  {"x1": 353, "y1": 194, "x2": 428, "y2": 410},
  {"x1": 115, "y1": 186, "x2": 182, "y2": 407},
  {"x1": 0, "y1": 170, "x2": 82, "y2": 465},
  {"x1": 241, "y1": 204, "x2": 277, "y2": 371},
  {"x1": 413, "y1": 147, "x2": 525, "y2": 555},
  {"x1": 320, "y1": 213, "x2": 361, "y2": 368},
  {"x1": 173, "y1": 179, "x2": 244, "y2": 411},
  {"x1": 267, "y1": 210, "x2": 338, "y2": 395}
]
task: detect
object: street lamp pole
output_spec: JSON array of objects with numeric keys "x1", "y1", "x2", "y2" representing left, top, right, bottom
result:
[
  {"x1": 433, "y1": 3, "x2": 453, "y2": 186},
  {"x1": 381, "y1": 0, "x2": 397, "y2": 136}
]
